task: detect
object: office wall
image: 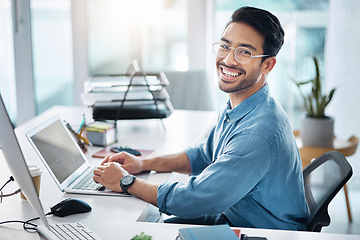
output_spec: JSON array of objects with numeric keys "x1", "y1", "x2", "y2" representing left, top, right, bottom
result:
[
  {"x1": 164, "y1": 70, "x2": 215, "y2": 111},
  {"x1": 326, "y1": 0, "x2": 360, "y2": 173}
]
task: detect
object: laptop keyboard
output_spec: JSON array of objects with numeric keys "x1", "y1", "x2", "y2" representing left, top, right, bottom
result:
[
  {"x1": 72, "y1": 170, "x2": 103, "y2": 191},
  {"x1": 49, "y1": 222, "x2": 97, "y2": 240}
]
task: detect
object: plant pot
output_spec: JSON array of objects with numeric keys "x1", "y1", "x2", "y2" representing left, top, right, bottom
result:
[{"x1": 300, "y1": 117, "x2": 334, "y2": 147}]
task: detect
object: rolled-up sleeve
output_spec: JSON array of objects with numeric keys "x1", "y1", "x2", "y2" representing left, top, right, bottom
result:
[{"x1": 157, "y1": 133, "x2": 271, "y2": 218}]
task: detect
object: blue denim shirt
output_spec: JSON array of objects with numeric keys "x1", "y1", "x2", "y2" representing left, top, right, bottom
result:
[{"x1": 157, "y1": 84, "x2": 310, "y2": 230}]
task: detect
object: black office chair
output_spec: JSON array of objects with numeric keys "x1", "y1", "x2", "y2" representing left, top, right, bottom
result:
[{"x1": 303, "y1": 151, "x2": 353, "y2": 232}]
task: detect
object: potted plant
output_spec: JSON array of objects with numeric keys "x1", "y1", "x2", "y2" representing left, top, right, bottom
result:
[{"x1": 293, "y1": 56, "x2": 336, "y2": 147}]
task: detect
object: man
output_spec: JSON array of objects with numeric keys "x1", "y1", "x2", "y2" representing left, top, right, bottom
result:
[{"x1": 94, "y1": 6, "x2": 310, "y2": 230}]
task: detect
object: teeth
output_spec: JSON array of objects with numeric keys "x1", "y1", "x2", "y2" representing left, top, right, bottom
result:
[{"x1": 223, "y1": 68, "x2": 240, "y2": 77}]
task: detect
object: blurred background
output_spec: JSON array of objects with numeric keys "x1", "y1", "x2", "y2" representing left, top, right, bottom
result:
[
  {"x1": 0, "y1": 0, "x2": 333, "y2": 126},
  {"x1": 1, "y1": 0, "x2": 359, "y2": 159}
]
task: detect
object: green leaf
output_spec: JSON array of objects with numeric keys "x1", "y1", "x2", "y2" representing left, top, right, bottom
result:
[
  {"x1": 131, "y1": 232, "x2": 152, "y2": 240},
  {"x1": 307, "y1": 95, "x2": 314, "y2": 117},
  {"x1": 318, "y1": 95, "x2": 327, "y2": 118},
  {"x1": 313, "y1": 57, "x2": 321, "y2": 96},
  {"x1": 296, "y1": 79, "x2": 313, "y2": 86},
  {"x1": 327, "y1": 88, "x2": 336, "y2": 103}
]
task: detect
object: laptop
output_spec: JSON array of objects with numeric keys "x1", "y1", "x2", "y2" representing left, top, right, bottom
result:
[
  {"x1": 26, "y1": 115, "x2": 132, "y2": 196},
  {"x1": 0, "y1": 93, "x2": 101, "y2": 239}
]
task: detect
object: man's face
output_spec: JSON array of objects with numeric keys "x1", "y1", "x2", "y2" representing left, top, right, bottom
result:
[{"x1": 216, "y1": 22, "x2": 266, "y2": 94}]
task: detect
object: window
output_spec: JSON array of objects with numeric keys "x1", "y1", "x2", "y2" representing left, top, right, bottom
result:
[
  {"x1": 0, "y1": 0, "x2": 16, "y2": 122},
  {"x1": 31, "y1": 0, "x2": 73, "y2": 114},
  {"x1": 87, "y1": 0, "x2": 188, "y2": 74}
]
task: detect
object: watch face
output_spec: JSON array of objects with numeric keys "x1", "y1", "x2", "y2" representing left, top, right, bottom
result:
[{"x1": 122, "y1": 175, "x2": 134, "y2": 185}]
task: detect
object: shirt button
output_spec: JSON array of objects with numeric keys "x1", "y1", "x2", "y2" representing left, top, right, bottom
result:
[{"x1": 227, "y1": 118, "x2": 230, "y2": 123}]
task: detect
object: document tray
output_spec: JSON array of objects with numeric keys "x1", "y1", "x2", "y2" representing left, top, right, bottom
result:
[{"x1": 92, "y1": 100, "x2": 173, "y2": 120}]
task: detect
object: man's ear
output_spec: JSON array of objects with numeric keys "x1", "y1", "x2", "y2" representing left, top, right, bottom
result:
[{"x1": 261, "y1": 57, "x2": 276, "y2": 74}]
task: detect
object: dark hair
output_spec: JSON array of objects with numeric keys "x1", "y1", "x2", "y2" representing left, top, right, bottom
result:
[{"x1": 227, "y1": 6, "x2": 284, "y2": 58}]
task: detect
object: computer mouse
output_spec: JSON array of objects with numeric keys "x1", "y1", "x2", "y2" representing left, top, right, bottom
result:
[{"x1": 51, "y1": 198, "x2": 92, "y2": 217}]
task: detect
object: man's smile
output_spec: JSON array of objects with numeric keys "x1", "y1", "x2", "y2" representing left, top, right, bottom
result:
[{"x1": 219, "y1": 65, "x2": 245, "y2": 82}]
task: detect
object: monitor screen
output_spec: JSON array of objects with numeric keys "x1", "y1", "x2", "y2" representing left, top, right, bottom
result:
[{"x1": 0, "y1": 93, "x2": 49, "y2": 227}]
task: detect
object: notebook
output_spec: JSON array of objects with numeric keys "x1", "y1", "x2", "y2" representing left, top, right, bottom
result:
[
  {"x1": 178, "y1": 225, "x2": 240, "y2": 240},
  {"x1": 26, "y1": 115, "x2": 139, "y2": 196},
  {"x1": 0, "y1": 93, "x2": 102, "y2": 239}
]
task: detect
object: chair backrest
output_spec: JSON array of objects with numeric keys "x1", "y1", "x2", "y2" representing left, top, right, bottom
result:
[{"x1": 303, "y1": 151, "x2": 353, "y2": 232}]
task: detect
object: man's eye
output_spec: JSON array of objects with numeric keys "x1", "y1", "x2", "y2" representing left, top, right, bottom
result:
[
  {"x1": 238, "y1": 50, "x2": 251, "y2": 55},
  {"x1": 220, "y1": 45, "x2": 230, "y2": 50}
]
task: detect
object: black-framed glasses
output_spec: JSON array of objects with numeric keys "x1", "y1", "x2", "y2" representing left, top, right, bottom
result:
[{"x1": 213, "y1": 42, "x2": 269, "y2": 64}]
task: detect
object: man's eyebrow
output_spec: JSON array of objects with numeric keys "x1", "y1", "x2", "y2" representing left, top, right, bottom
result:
[
  {"x1": 220, "y1": 37, "x2": 231, "y2": 44},
  {"x1": 220, "y1": 37, "x2": 257, "y2": 51},
  {"x1": 240, "y1": 43, "x2": 257, "y2": 51}
]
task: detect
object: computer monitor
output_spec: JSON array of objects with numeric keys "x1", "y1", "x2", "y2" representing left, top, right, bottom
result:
[{"x1": 0, "y1": 93, "x2": 49, "y2": 227}]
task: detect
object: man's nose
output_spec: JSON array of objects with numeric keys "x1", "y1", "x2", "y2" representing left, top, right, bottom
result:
[{"x1": 223, "y1": 49, "x2": 238, "y2": 66}]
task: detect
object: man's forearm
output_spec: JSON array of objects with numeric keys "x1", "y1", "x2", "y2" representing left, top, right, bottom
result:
[
  {"x1": 142, "y1": 151, "x2": 192, "y2": 175},
  {"x1": 126, "y1": 152, "x2": 191, "y2": 207},
  {"x1": 127, "y1": 178, "x2": 159, "y2": 207}
]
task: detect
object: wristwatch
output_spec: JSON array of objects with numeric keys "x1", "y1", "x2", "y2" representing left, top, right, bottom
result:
[{"x1": 120, "y1": 175, "x2": 136, "y2": 194}]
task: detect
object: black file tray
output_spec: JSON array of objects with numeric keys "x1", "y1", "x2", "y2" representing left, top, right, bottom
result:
[
  {"x1": 92, "y1": 100, "x2": 173, "y2": 120},
  {"x1": 86, "y1": 70, "x2": 174, "y2": 121}
]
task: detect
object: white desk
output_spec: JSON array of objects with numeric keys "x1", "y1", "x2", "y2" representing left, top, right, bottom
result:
[
  {"x1": 2, "y1": 221, "x2": 360, "y2": 240},
  {"x1": 1, "y1": 106, "x2": 360, "y2": 239},
  {"x1": 0, "y1": 106, "x2": 217, "y2": 238}
]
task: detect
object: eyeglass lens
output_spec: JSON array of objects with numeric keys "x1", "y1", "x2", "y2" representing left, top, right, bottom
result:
[{"x1": 214, "y1": 43, "x2": 252, "y2": 64}]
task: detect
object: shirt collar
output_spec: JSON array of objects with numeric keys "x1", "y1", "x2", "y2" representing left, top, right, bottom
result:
[{"x1": 225, "y1": 84, "x2": 270, "y2": 123}]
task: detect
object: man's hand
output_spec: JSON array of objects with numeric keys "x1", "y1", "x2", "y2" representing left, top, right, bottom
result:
[
  {"x1": 93, "y1": 162, "x2": 127, "y2": 192},
  {"x1": 101, "y1": 151, "x2": 145, "y2": 175},
  {"x1": 93, "y1": 161, "x2": 159, "y2": 206}
]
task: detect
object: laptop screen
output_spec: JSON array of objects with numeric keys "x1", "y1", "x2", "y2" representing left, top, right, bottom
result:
[{"x1": 29, "y1": 119, "x2": 86, "y2": 183}]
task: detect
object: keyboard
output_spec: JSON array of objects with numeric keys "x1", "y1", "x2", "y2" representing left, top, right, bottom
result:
[
  {"x1": 49, "y1": 222, "x2": 97, "y2": 240},
  {"x1": 72, "y1": 170, "x2": 103, "y2": 191}
]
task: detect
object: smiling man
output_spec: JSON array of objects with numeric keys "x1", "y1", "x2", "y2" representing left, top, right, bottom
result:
[{"x1": 94, "y1": 6, "x2": 310, "y2": 230}]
